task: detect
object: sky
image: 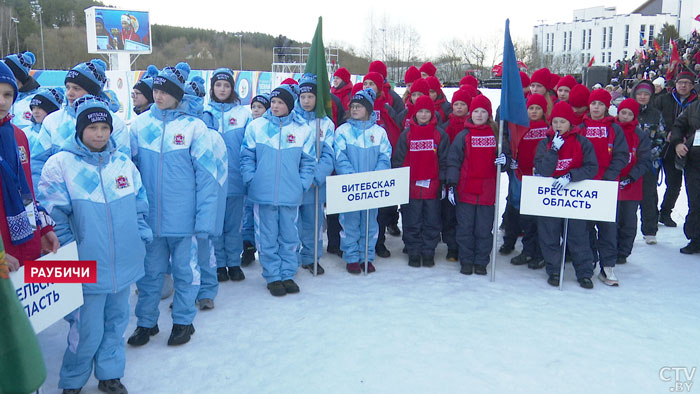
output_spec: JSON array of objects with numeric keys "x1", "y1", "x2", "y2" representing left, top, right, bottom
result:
[{"x1": 103, "y1": 0, "x2": 645, "y2": 58}]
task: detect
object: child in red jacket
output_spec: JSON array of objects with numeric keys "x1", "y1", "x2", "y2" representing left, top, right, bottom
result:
[
  {"x1": 447, "y1": 95, "x2": 506, "y2": 275},
  {"x1": 392, "y1": 96, "x2": 449, "y2": 267}
]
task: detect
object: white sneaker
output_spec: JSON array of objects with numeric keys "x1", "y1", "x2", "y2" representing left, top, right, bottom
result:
[
  {"x1": 598, "y1": 266, "x2": 619, "y2": 286},
  {"x1": 644, "y1": 235, "x2": 657, "y2": 245}
]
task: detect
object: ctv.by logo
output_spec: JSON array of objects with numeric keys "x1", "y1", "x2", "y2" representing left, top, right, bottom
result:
[{"x1": 660, "y1": 366, "x2": 696, "y2": 392}]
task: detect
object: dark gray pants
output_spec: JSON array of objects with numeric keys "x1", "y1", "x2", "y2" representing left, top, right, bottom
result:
[
  {"x1": 520, "y1": 214, "x2": 542, "y2": 259},
  {"x1": 640, "y1": 169, "x2": 659, "y2": 236},
  {"x1": 441, "y1": 198, "x2": 458, "y2": 251},
  {"x1": 456, "y1": 203, "x2": 494, "y2": 267},
  {"x1": 538, "y1": 217, "x2": 593, "y2": 279},
  {"x1": 589, "y1": 220, "x2": 618, "y2": 268},
  {"x1": 617, "y1": 200, "x2": 640, "y2": 258},
  {"x1": 401, "y1": 198, "x2": 442, "y2": 256},
  {"x1": 684, "y1": 163, "x2": 700, "y2": 242}
]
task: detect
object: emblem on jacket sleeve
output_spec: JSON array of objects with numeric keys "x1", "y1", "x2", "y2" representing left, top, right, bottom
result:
[
  {"x1": 370, "y1": 135, "x2": 375, "y2": 143},
  {"x1": 116, "y1": 175, "x2": 129, "y2": 189},
  {"x1": 18, "y1": 146, "x2": 28, "y2": 164},
  {"x1": 24, "y1": 111, "x2": 31, "y2": 120},
  {"x1": 229, "y1": 117, "x2": 237, "y2": 125},
  {"x1": 287, "y1": 133, "x2": 296, "y2": 143},
  {"x1": 174, "y1": 133, "x2": 185, "y2": 145}
]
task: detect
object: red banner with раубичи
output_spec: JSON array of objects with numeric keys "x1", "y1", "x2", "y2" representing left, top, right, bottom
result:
[{"x1": 23, "y1": 261, "x2": 97, "y2": 283}]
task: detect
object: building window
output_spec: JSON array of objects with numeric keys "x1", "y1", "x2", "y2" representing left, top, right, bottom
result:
[
  {"x1": 603, "y1": 27, "x2": 607, "y2": 48},
  {"x1": 608, "y1": 52, "x2": 611, "y2": 63},
  {"x1": 582, "y1": 30, "x2": 586, "y2": 50},
  {"x1": 608, "y1": 27, "x2": 613, "y2": 48},
  {"x1": 624, "y1": 50, "x2": 628, "y2": 59},
  {"x1": 649, "y1": 25, "x2": 655, "y2": 42},
  {"x1": 546, "y1": 33, "x2": 550, "y2": 52},
  {"x1": 581, "y1": 53, "x2": 586, "y2": 63},
  {"x1": 563, "y1": 32, "x2": 567, "y2": 51},
  {"x1": 640, "y1": 25, "x2": 646, "y2": 46},
  {"x1": 568, "y1": 31, "x2": 572, "y2": 51},
  {"x1": 625, "y1": 25, "x2": 629, "y2": 47},
  {"x1": 602, "y1": 52, "x2": 605, "y2": 64},
  {"x1": 588, "y1": 29, "x2": 592, "y2": 49}
]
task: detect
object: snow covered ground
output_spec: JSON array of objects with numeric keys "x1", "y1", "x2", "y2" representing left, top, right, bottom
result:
[{"x1": 34, "y1": 89, "x2": 700, "y2": 393}]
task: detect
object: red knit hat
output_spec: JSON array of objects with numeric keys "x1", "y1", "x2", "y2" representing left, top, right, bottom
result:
[
  {"x1": 414, "y1": 95, "x2": 434, "y2": 114},
  {"x1": 530, "y1": 68, "x2": 552, "y2": 89},
  {"x1": 363, "y1": 72, "x2": 384, "y2": 89},
  {"x1": 426, "y1": 76, "x2": 442, "y2": 92},
  {"x1": 281, "y1": 78, "x2": 298, "y2": 85},
  {"x1": 405, "y1": 66, "x2": 420, "y2": 84},
  {"x1": 588, "y1": 88, "x2": 612, "y2": 108},
  {"x1": 549, "y1": 74, "x2": 561, "y2": 91},
  {"x1": 617, "y1": 98, "x2": 639, "y2": 120},
  {"x1": 549, "y1": 101, "x2": 577, "y2": 126},
  {"x1": 462, "y1": 85, "x2": 479, "y2": 98},
  {"x1": 333, "y1": 67, "x2": 351, "y2": 85},
  {"x1": 419, "y1": 62, "x2": 437, "y2": 77},
  {"x1": 350, "y1": 82, "x2": 364, "y2": 98},
  {"x1": 410, "y1": 78, "x2": 430, "y2": 96},
  {"x1": 526, "y1": 93, "x2": 548, "y2": 113},
  {"x1": 556, "y1": 75, "x2": 577, "y2": 90},
  {"x1": 369, "y1": 60, "x2": 388, "y2": 79},
  {"x1": 520, "y1": 71, "x2": 531, "y2": 88},
  {"x1": 460, "y1": 75, "x2": 478, "y2": 89},
  {"x1": 569, "y1": 84, "x2": 590, "y2": 108},
  {"x1": 451, "y1": 88, "x2": 473, "y2": 108},
  {"x1": 470, "y1": 95, "x2": 492, "y2": 117}
]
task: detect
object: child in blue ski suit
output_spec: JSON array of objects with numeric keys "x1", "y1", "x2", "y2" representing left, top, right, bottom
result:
[
  {"x1": 241, "y1": 84, "x2": 316, "y2": 296},
  {"x1": 5, "y1": 51, "x2": 40, "y2": 130},
  {"x1": 334, "y1": 88, "x2": 392, "y2": 274},
  {"x1": 202, "y1": 68, "x2": 252, "y2": 283},
  {"x1": 22, "y1": 88, "x2": 64, "y2": 178},
  {"x1": 128, "y1": 62, "x2": 220, "y2": 346},
  {"x1": 294, "y1": 73, "x2": 335, "y2": 275},
  {"x1": 38, "y1": 96, "x2": 152, "y2": 394}
]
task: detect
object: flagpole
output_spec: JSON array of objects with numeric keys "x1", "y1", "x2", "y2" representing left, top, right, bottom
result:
[
  {"x1": 313, "y1": 118, "x2": 321, "y2": 277},
  {"x1": 491, "y1": 120, "x2": 503, "y2": 283}
]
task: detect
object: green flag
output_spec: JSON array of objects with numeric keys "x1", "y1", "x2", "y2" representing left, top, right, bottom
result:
[
  {"x1": 304, "y1": 17, "x2": 332, "y2": 119},
  {"x1": 0, "y1": 237, "x2": 47, "y2": 394}
]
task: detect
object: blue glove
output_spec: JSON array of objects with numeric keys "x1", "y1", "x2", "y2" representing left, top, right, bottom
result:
[
  {"x1": 552, "y1": 173, "x2": 571, "y2": 192},
  {"x1": 619, "y1": 177, "x2": 632, "y2": 189},
  {"x1": 494, "y1": 153, "x2": 507, "y2": 166},
  {"x1": 551, "y1": 132, "x2": 565, "y2": 152}
]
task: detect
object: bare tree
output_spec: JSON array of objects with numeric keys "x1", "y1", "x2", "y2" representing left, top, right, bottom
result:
[{"x1": 435, "y1": 38, "x2": 466, "y2": 83}]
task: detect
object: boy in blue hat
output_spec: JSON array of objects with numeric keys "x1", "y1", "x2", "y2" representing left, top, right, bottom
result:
[
  {"x1": 132, "y1": 65, "x2": 159, "y2": 115},
  {"x1": 128, "y1": 62, "x2": 220, "y2": 346},
  {"x1": 4, "y1": 51, "x2": 40, "y2": 130},
  {"x1": 23, "y1": 88, "x2": 64, "y2": 167},
  {"x1": 202, "y1": 68, "x2": 252, "y2": 284},
  {"x1": 294, "y1": 73, "x2": 335, "y2": 274},
  {"x1": 241, "y1": 83, "x2": 316, "y2": 296},
  {"x1": 31, "y1": 59, "x2": 131, "y2": 189},
  {"x1": 38, "y1": 95, "x2": 151, "y2": 394},
  {"x1": 334, "y1": 88, "x2": 392, "y2": 274}
]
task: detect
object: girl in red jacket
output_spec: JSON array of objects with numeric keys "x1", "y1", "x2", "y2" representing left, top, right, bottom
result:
[
  {"x1": 391, "y1": 95, "x2": 450, "y2": 267},
  {"x1": 402, "y1": 66, "x2": 421, "y2": 103},
  {"x1": 529, "y1": 68, "x2": 555, "y2": 119},
  {"x1": 426, "y1": 76, "x2": 451, "y2": 123},
  {"x1": 611, "y1": 98, "x2": 651, "y2": 285},
  {"x1": 331, "y1": 67, "x2": 352, "y2": 111},
  {"x1": 509, "y1": 94, "x2": 549, "y2": 269},
  {"x1": 446, "y1": 95, "x2": 506, "y2": 276}
]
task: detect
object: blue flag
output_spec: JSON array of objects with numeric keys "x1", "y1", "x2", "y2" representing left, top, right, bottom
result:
[{"x1": 500, "y1": 19, "x2": 529, "y2": 127}]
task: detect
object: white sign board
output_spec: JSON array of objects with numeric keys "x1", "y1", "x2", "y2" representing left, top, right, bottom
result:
[
  {"x1": 520, "y1": 176, "x2": 618, "y2": 222},
  {"x1": 10, "y1": 242, "x2": 84, "y2": 333},
  {"x1": 326, "y1": 167, "x2": 410, "y2": 214}
]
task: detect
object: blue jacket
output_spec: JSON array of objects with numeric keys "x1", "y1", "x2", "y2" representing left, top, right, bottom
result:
[
  {"x1": 293, "y1": 104, "x2": 335, "y2": 205},
  {"x1": 241, "y1": 109, "x2": 316, "y2": 206},
  {"x1": 11, "y1": 92, "x2": 38, "y2": 131},
  {"x1": 202, "y1": 101, "x2": 252, "y2": 196},
  {"x1": 38, "y1": 136, "x2": 151, "y2": 294},
  {"x1": 333, "y1": 113, "x2": 392, "y2": 175},
  {"x1": 130, "y1": 95, "x2": 220, "y2": 238},
  {"x1": 31, "y1": 105, "x2": 131, "y2": 195}
]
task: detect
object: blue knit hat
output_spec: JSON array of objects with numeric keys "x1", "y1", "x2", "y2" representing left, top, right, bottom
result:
[
  {"x1": 65, "y1": 59, "x2": 107, "y2": 97},
  {"x1": 211, "y1": 67, "x2": 234, "y2": 87},
  {"x1": 298, "y1": 73, "x2": 317, "y2": 96},
  {"x1": 30, "y1": 87, "x2": 64, "y2": 114},
  {"x1": 351, "y1": 88, "x2": 376, "y2": 115},
  {"x1": 185, "y1": 76, "x2": 206, "y2": 98},
  {"x1": 134, "y1": 64, "x2": 159, "y2": 104},
  {"x1": 153, "y1": 62, "x2": 191, "y2": 101},
  {"x1": 74, "y1": 95, "x2": 113, "y2": 138},
  {"x1": 103, "y1": 90, "x2": 121, "y2": 112},
  {"x1": 271, "y1": 84, "x2": 298, "y2": 112},
  {"x1": 0, "y1": 61, "x2": 18, "y2": 102},
  {"x1": 251, "y1": 93, "x2": 271, "y2": 110},
  {"x1": 3, "y1": 51, "x2": 35, "y2": 84}
]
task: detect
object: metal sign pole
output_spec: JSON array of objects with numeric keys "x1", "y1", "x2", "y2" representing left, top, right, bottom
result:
[
  {"x1": 313, "y1": 118, "x2": 321, "y2": 277},
  {"x1": 364, "y1": 209, "x2": 370, "y2": 276},
  {"x1": 559, "y1": 218, "x2": 569, "y2": 291}
]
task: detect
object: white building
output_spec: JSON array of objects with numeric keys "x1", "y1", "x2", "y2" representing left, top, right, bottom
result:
[{"x1": 532, "y1": 0, "x2": 700, "y2": 69}]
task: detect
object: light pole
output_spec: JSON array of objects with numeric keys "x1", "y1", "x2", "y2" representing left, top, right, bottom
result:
[
  {"x1": 379, "y1": 28, "x2": 386, "y2": 62},
  {"x1": 11, "y1": 17, "x2": 19, "y2": 53},
  {"x1": 234, "y1": 34, "x2": 242, "y2": 71},
  {"x1": 36, "y1": 3, "x2": 45, "y2": 69}
]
